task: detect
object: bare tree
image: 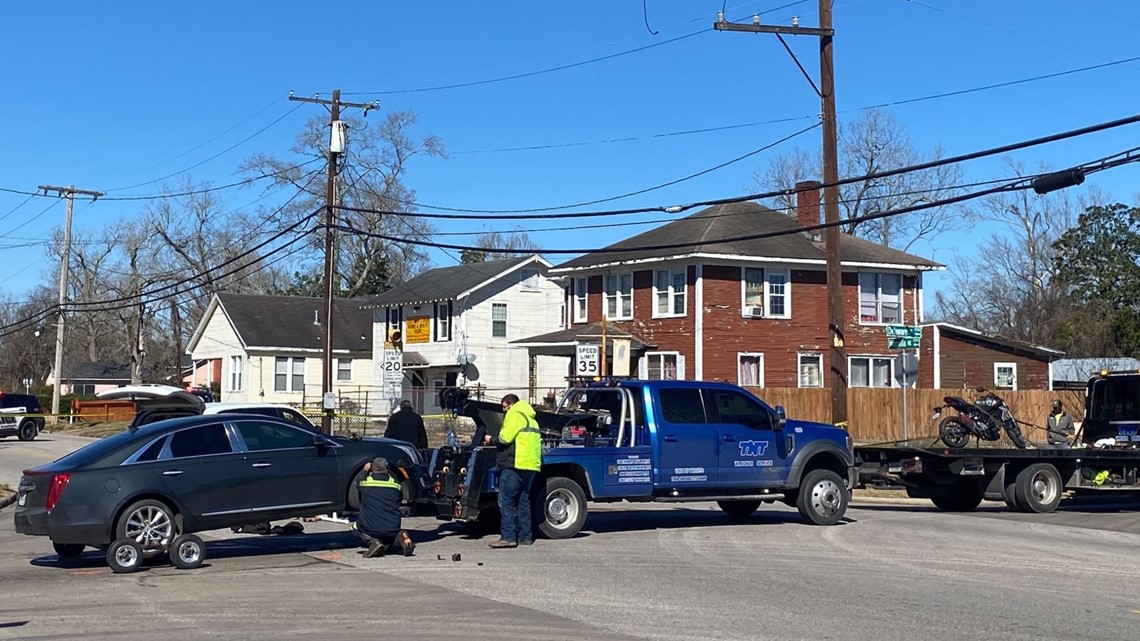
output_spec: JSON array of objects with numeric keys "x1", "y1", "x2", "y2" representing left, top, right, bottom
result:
[
  {"x1": 752, "y1": 109, "x2": 966, "y2": 252},
  {"x1": 0, "y1": 291, "x2": 56, "y2": 392},
  {"x1": 460, "y1": 229, "x2": 541, "y2": 264},
  {"x1": 244, "y1": 111, "x2": 444, "y2": 296}
]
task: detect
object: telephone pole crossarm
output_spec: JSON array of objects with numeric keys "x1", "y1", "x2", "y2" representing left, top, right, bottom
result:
[{"x1": 712, "y1": 22, "x2": 833, "y2": 37}]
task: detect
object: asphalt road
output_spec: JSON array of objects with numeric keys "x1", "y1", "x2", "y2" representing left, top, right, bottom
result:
[
  {"x1": 2, "y1": 434, "x2": 1139, "y2": 641},
  {"x1": 0, "y1": 433, "x2": 95, "y2": 489}
]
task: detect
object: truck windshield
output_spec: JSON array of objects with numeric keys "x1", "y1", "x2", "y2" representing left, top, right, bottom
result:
[{"x1": 1088, "y1": 376, "x2": 1140, "y2": 422}]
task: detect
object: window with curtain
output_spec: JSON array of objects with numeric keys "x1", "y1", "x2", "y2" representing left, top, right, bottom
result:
[
  {"x1": 604, "y1": 273, "x2": 633, "y2": 319},
  {"x1": 859, "y1": 273, "x2": 903, "y2": 324},
  {"x1": 738, "y1": 353, "x2": 764, "y2": 387},
  {"x1": 850, "y1": 356, "x2": 894, "y2": 388}
]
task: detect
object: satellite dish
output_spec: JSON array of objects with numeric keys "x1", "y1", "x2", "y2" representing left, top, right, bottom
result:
[{"x1": 457, "y1": 353, "x2": 477, "y2": 365}]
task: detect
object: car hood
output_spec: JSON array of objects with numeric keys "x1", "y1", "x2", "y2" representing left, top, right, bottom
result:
[{"x1": 97, "y1": 385, "x2": 205, "y2": 414}]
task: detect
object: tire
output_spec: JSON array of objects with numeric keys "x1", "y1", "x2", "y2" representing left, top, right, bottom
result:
[
  {"x1": 106, "y1": 538, "x2": 144, "y2": 574},
  {"x1": 938, "y1": 416, "x2": 970, "y2": 448},
  {"x1": 1014, "y1": 463, "x2": 1063, "y2": 514},
  {"x1": 17, "y1": 420, "x2": 37, "y2": 441},
  {"x1": 52, "y1": 542, "x2": 85, "y2": 559},
  {"x1": 796, "y1": 469, "x2": 848, "y2": 525},
  {"x1": 115, "y1": 499, "x2": 177, "y2": 560},
  {"x1": 930, "y1": 482, "x2": 984, "y2": 512},
  {"x1": 169, "y1": 534, "x2": 205, "y2": 570},
  {"x1": 1002, "y1": 475, "x2": 1021, "y2": 511},
  {"x1": 1004, "y1": 423, "x2": 1028, "y2": 449},
  {"x1": 717, "y1": 500, "x2": 762, "y2": 518},
  {"x1": 538, "y1": 477, "x2": 587, "y2": 539}
]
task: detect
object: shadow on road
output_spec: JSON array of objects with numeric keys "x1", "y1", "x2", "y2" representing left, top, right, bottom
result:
[{"x1": 580, "y1": 507, "x2": 854, "y2": 535}]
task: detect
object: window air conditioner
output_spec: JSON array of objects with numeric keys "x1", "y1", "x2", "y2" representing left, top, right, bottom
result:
[{"x1": 746, "y1": 306, "x2": 765, "y2": 318}]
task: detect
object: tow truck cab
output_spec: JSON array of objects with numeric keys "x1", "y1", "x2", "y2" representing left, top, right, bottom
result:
[{"x1": 427, "y1": 380, "x2": 856, "y2": 538}]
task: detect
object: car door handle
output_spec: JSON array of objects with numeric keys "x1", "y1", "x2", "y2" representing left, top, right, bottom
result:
[
  {"x1": 663, "y1": 435, "x2": 678, "y2": 443},
  {"x1": 162, "y1": 470, "x2": 183, "y2": 477},
  {"x1": 251, "y1": 462, "x2": 272, "y2": 468},
  {"x1": 722, "y1": 435, "x2": 736, "y2": 442}
]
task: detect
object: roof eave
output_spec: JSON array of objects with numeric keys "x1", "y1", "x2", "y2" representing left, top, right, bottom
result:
[{"x1": 551, "y1": 252, "x2": 944, "y2": 274}]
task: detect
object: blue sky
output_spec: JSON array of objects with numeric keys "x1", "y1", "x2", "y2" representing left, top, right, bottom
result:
[{"x1": 2, "y1": 0, "x2": 1139, "y2": 304}]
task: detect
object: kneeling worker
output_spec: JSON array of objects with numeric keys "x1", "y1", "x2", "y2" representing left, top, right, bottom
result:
[{"x1": 354, "y1": 457, "x2": 415, "y2": 557}]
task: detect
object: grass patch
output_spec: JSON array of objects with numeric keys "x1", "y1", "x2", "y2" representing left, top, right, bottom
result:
[
  {"x1": 853, "y1": 487, "x2": 910, "y2": 499},
  {"x1": 57, "y1": 421, "x2": 132, "y2": 438}
]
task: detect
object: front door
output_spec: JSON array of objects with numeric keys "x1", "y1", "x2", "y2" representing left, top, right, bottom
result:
[
  {"x1": 231, "y1": 420, "x2": 340, "y2": 516},
  {"x1": 653, "y1": 387, "x2": 718, "y2": 486},
  {"x1": 707, "y1": 388, "x2": 788, "y2": 486}
]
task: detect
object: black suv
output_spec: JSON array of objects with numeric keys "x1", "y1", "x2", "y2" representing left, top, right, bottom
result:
[{"x1": 0, "y1": 393, "x2": 45, "y2": 441}]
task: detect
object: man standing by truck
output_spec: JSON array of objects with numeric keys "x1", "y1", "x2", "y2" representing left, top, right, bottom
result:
[
  {"x1": 1046, "y1": 399, "x2": 1076, "y2": 448},
  {"x1": 486, "y1": 394, "x2": 542, "y2": 548}
]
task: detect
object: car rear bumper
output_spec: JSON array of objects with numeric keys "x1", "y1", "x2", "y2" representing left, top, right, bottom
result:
[
  {"x1": 13, "y1": 506, "x2": 49, "y2": 536},
  {"x1": 14, "y1": 505, "x2": 110, "y2": 545}
]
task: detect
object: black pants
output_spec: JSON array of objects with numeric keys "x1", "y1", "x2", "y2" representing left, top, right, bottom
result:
[{"x1": 358, "y1": 530, "x2": 411, "y2": 555}]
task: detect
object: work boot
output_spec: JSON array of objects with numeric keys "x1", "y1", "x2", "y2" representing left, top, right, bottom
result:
[
  {"x1": 366, "y1": 539, "x2": 385, "y2": 558},
  {"x1": 399, "y1": 530, "x2": 415, "y2": 557},
  {"x1": 518, "y1": 539, "x2": 534, "y2": 546},
  {"x1": 488, "y1": 539, "x2": 517, "y2": 549}
]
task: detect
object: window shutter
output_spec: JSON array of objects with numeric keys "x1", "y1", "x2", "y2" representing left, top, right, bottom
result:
[
  {"x1": 447, "y1": 301, "x2": 453, "y2": 340},
  {"x1": 676, "y1": 354, "x2": 686, "y2": 380}
]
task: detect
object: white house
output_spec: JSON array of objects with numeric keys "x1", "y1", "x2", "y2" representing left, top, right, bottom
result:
[
  {"x1": 364, "y1": 255, "x2": 568, "y2": 414},
  {"x1": 187, "y1": 293, "x2": 375, "y2": 410}
]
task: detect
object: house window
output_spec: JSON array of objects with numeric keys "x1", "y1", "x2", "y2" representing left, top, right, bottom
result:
[
  {"x1": 798, "y1": 353, "x2": 823, "y2": 388},
  {"x1": 859, "y1": 273, "x2": 902, "y2": 324},
  {"x1": 741, "y1": 267, "x2": 791, "y2": 318},
  {"x1": 604, "y1": 273, "x2": 633, "y2": 320},
  {"x1": 228, "y1": 355, "x2": 243, "y2": 392},
  {"x1": 434, "y1": 301, "x2": 452, "y2": 342},
  {"x1": 74, "y1": 383, "x2": 95, "y2": 396},
  {"x1": 491, "y1": 302, "x2": 508, "y2": 338},
  {"x1": 654, "y1": 269, "x2": 687, "y2": 317},
  {"x1": 643, "y1": 352, "x2": 684, "y2": 380},
  {"x1": 520, "y1": 268, "x2": 541, "y2": 292},
  {"x1": 274, "y1": 357, "x2": 305, "y2": 393},
  {"x1": 994, "y1": 362, "x2": 1017, "y2": 389},
  {"x1": 573, "y1": 277, "x2": 588, "y2": 323},
  {"x1": 738, "y1": 353, "x2": 764, "y2": 387},
  {"x1": 850, "y1": 356, "x2": 894, "y2": 388},
  {"x1": 336, "y1": 358, "x2": 353, "y2": 382}
]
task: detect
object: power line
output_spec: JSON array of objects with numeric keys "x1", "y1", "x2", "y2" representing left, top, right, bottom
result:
[
  {"x1": 4, "y1": 199, "x2": 61, "y2": 237},
  {"x1": 0, "y1": 194, "x2": 36, "y2": 224},
  {"x1": 98, "y1": 158, "x2": 323, "y2": 202}
]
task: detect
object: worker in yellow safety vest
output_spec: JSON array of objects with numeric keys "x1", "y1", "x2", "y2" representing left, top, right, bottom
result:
[
  {"x1": 485, "y1": 394, "x2": 543, "y2": 548},
  {"x1": 353, "y1": 457, "x2": 415, "y2": 557}
]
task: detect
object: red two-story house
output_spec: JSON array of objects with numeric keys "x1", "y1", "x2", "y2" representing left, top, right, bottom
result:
[{"x1": 546, "y1": 184, "x2": 944, "y2": 388}]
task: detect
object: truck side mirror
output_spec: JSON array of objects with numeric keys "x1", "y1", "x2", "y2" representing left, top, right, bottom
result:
[{"x1": 774, "y1": 406, "x2": 787, "y2": 430}]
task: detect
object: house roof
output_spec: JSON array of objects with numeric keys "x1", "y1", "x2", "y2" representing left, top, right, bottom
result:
[
  {"x1": 511, "y1": 322, "x2": 653, "y2": 350},
  {"x1": 363, "y1": 255, "x2": 548, "y2": 308},
  {"x1": 1051, "y1": 357, "x2": 1140, "y2": 382},
  {"x1": 924, "y1": 322, "x2": 1065, "y2": 361},
  {"x1": 213, "y1": 293, "x2": 373, "y2": 351},
  {"x1": 551, "y1": 201, "x2": 943, "y2": 272},
  {"x1": 68, "y1": 362, "x2": 133, "y2": 381}
]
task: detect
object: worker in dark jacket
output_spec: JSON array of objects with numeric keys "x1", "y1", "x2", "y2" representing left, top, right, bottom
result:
[
  {"x1": 384, "y1": 400, "x2": 429, "y2": 453},
  {"x1": 484, "y1": 394, "x2": 543, "y2": 548},
  {"x1": 1046, "y1": 399, "x2": 1076, "y2": 448},
  {"x1": 353, "y1": 457, "x2": 415, "y2": 557}
]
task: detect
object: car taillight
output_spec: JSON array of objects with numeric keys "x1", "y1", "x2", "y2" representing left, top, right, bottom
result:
[
  {"x1": 434, "y1": 480, "x2": 442, "y2": 494},
  {"x1": 45, "y1": 473, "x2": 71, "y2": 511},
  {"x1": 457, "y1": 483, "x2": 465, "y2": 496}
]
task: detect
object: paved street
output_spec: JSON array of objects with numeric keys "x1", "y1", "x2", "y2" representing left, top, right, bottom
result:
[
  {"x1": 0, "y1": 433, "x2": 95, "y2": 489},
  {"x1": 2, "y1": 435, "x2": 1139, "y2": 641}
]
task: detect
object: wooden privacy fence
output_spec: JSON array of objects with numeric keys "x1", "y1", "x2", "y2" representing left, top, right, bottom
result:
[
  {"x1": 743, "y1": 387, "x2": 1086, "y2": 444},
  {"x1": 70, "y1": 399, "x2": 136, "y2": 422}
]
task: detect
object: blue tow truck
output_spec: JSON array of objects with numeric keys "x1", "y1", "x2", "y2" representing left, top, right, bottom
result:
[{"x1": 426, "y1": 380, "x2": 857, "y2": 538}]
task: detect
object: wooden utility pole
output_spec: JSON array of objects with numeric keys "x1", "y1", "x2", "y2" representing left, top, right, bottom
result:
[
  {"x1": 288, "y1": 90, "x2": 379, "y2": 434},
  {"x1": 38, "y1": 185, "x2": 103, "y2": 424},
  {"x1": 714, "y1": 0, "x2": 847, "y2": 425}
]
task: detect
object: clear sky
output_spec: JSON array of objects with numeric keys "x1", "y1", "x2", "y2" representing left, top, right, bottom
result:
[{"x1": 2, "y1": 0, "x2": 1138, "y2": 304}]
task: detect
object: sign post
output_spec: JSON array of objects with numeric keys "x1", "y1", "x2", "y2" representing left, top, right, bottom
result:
[
  {"x1": 887, "y1": 325, "x2": 922, "y2": 441},
  {"x1": 575, "y1": 342, "x2": 600, "y2": 378}
]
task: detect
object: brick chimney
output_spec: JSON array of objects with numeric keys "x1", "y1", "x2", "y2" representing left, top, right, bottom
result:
[{"x1": 794, "y1": 180, "x2": 822, "y2": 232}]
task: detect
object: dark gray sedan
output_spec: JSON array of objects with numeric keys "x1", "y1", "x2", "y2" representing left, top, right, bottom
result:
[{"x1": 14, "y1": 413, "x2": 427, "y2": 570}]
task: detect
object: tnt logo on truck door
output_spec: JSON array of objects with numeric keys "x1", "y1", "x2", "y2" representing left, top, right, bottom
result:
[{"x1": 738, "y1": 440, "x2": 769, "y2": 456}]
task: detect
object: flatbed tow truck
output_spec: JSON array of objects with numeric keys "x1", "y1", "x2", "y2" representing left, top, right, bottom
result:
[{"x1": 857, "y1": 370, "x2": 1140, "y2": 513}]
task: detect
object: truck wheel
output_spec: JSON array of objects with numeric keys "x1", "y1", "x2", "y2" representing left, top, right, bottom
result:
[
  {"x1": 796, "y1": 469, "x2": 848, "y2": 525},
  {"x1": 1014, "y1": 463, "x2": 1062, "y2": 513},
  {"x1": 17, "y1": 420, "x2": 37, "y2": 441},
  {"x1": 717, "y1": 500, "x2": 761, "y2": 518},
  {"x1": 1002, "y1": 474, "x2": 1022, "y2": 511},
  {"x1": 170, "y1": 534, "x2": 206, "y2": 570},
  {"x1": 539, "y1": 477, "x2": 587, "y2": 539},
  {"x1": 930, "y1": 483, "x2": 984, "y2": 512},
  {"x1": 106, "y1": 538, "x2": 144, "y2": 574},
  {"x1": 53, "y1": 543, "x2": 85, "y2": 558},
  {"x1": 938, "y1": 416, "x2": 970, "y2": 448}
]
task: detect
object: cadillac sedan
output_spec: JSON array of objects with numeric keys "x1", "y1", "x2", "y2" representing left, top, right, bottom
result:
[{"x1": 14, "y1": 413, "x2": 427, "y2": 567}]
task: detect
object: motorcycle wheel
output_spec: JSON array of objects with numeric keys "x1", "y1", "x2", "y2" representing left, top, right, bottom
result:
[
  {"x1": 938, "y1": 416, "x2": 971, "y2": 448},
  {"x1": 1004, "y1": 423, "x2": 1028, "y2": 449}
]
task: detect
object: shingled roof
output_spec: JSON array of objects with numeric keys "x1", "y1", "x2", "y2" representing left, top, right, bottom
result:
[
  {"x1": 551, "y1": 201, "x2": 943, "y2": 272},
  {"x1": 364, "y1": 255, "x2": 546, "y2": 308},
  {"x1": 213, "y1": 293, "x2": 372, "y2": 351}
]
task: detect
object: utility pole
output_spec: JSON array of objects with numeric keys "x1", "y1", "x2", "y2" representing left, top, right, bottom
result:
[
  {"x1": 714, "y1": 1, "x2": 847, "y2": 426},
  {"x1": 288, "y1": 90, "x2": 379, "y2": 434},
  {"x1": 38, "y1": 185, "x2": 103, "y2": 425}
]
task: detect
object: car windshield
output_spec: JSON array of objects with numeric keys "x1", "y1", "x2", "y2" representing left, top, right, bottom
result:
[{"x1": 1088, "y1": 376, "x2": 1140, "y2": 422}]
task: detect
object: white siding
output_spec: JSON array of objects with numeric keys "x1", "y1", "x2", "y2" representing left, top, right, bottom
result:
[{"x1": 190, "y1": 306, "x2": 247, "y2": 401}]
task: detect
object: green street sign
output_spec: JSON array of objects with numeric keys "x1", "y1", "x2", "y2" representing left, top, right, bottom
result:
[
  {"x1": 885, "y1": 324, "x2": 922, "y2": 339},
  {"x1": 888, "y1": 337, "x2": 920, "y2": 350}
]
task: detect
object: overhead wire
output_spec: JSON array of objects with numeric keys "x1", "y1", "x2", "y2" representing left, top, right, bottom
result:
[{"x1": 0, "y1": 194, "x2": 36, "y2": 224}]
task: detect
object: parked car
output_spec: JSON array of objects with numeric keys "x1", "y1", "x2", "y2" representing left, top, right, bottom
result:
[
  {"x1": 13, "y1": 410, "x2": 429, "y2": 573},
  {"x1": 0, "y1": 392, "x2": 46, "y2": 441}
]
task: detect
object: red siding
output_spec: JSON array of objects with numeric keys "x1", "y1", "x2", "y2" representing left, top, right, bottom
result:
[{"x1": 937, "y1": 332, "x2": 1051, "y2": 390}]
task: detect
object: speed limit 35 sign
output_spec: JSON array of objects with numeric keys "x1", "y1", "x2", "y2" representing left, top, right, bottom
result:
[{"x1": 576, "y1": 343, "x2": 600, "y2": 376}]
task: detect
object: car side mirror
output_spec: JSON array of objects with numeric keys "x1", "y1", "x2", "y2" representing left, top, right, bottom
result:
[
  {"x1": 774, "y1": 406, "x2": 787, "y2": 430},
  {"x1": 312, "y1": 435, "x2": 330, "y2": 448}
]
